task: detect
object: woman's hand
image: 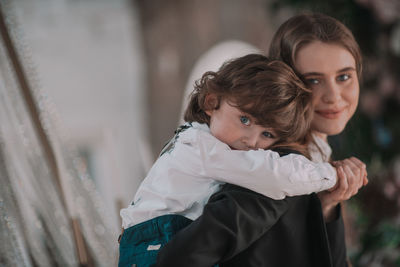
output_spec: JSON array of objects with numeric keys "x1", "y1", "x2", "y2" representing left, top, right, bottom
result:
[{"x1": 318, "y1": 157, "x2": 368, "y2": 222}]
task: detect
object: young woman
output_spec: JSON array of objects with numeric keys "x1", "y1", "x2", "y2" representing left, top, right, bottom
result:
[
  {"x1": 156, "y1": 13, "x2": 367, "y2": 267},
  {"x1": 268, "y1": 12, "x2": 367, "y2": 223}
]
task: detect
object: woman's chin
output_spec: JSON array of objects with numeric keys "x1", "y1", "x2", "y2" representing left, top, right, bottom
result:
[{"x1": 312, "y1": 122, "x2": 346, "y2": 137}]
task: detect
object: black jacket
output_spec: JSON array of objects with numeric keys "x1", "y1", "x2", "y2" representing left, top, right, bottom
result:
[{"x1": 156, "y1": 183, "x2": 347, "y2": 267}]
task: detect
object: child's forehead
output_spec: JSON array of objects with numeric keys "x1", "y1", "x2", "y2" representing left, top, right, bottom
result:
[
  {"x1": 224, "y1": 97, "x2": 253, "y2": 110},
  {"x1": 225, "y1": 99, "x2": 275, "y2": 129}
]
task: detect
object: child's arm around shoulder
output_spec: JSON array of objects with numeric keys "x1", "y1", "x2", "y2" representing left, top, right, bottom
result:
[{"x1": 175, "y1": 128, "x2": 337, "y2": 200}]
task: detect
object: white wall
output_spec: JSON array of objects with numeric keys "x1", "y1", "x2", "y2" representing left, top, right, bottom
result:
[{"x1": 180, "y1": 40, "x2": 260, "y2": 122}]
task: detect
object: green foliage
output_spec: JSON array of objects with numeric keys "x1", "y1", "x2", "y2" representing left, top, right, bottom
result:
[{"x1": 352, "y1": 221, "x2": 400, "y2": 266}]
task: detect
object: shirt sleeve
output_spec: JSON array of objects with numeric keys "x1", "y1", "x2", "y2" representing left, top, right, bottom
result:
[
  {"x1": 175, "y1": 129, "x2": 337, "y2": 200},
  {"x1": 156, "y1": 184, "x2": 290, "y2": 267}
]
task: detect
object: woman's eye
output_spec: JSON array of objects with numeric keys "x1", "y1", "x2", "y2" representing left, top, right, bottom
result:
[
  {"x1": 240, "y1": 116, "x2": 250, "y2": 126},
  {"x1": 262, "y1": 131, "x2": 274, "y2": 138},
  {"x1": 306, "y1": 78, "x2": 319, "y2": 85},
  {"x1": 337, "y1": 74, "x2": 350, "y2": 82}
]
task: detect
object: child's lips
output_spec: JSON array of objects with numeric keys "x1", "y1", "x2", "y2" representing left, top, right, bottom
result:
[
  {"x1": 229, "y1": 144, "x2": 253, "y2": 151},
  {"x1": 315, "y1": 108, "x2": 344, "y2": 119}
]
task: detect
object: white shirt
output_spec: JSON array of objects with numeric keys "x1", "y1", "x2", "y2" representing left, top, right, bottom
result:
[
  {"x1": 309, "y1": 134, "x2": 332, "y2": 163},
  {"x1": 120, "y1": 122, "x2": 337, "y2": 229}
]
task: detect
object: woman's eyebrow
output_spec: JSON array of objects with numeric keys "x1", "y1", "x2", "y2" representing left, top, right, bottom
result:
[
  {"x1": 302, "y1": 66, "x2": 356, "y2": 77},
  {"x1": 337, "y1": 67, "x2": 356, "y2": 73}
]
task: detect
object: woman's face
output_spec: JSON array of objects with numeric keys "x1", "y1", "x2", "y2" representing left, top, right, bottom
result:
[{"x1": 295, "y1": 41, "x2": 359, "y2": 139}]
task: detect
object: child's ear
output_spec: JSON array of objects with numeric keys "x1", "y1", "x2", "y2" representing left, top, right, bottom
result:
[{"x1": 204, "y1": 93, "x2": 218, "y2": 116}]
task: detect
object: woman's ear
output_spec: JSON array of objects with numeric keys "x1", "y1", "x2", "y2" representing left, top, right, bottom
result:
[{"x1": 204, "y1": 93, "x2": 218, "y2": 116}]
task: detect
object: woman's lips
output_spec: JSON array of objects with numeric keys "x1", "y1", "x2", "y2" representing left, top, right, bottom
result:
[{"x1": 315, "y1": 109, "x2": 344, "y2": 119}]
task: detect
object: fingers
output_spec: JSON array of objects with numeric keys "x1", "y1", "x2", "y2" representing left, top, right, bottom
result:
[
  {"x1": 352, "y1": 157, "x2": 368, "y2": 189},
  {"x1": 363, "y1": 174, "x2": 369, "y2": 186},
  {"x1": 337, "y1": 157, "x2": 366, "y2": 191},
  {"x1": 349, "y1": 157, "x2": 366, "y2": 170},
  {"x1": 331, "y1": 161, "x2": 339, "y2": 167},
  {"x1": 335, "y1": 159, "x2": 358, "y2": 198},
  {"x1": 329, "y1": 156, "x2": 368, "y2": 201},
  {"x1": 344, "y1": 159, "x2": 362, "y2": 195},
  {"x1": 352, "y1": 157, "x2": 369, "y2": 187},
  {"x1": 343, "y1": 164, "x2": 358, "y2": 197},
  {"x1": 348, "y1": 157, "x2": 367, "y2": 189},
  {"x1": 329, "y1": 166, "x2": 348, "y2": 200}
]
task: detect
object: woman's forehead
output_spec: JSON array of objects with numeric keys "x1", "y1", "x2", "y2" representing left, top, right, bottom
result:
[{"x1": 295, "y1": 41, "x2": 356, "y2": 74}]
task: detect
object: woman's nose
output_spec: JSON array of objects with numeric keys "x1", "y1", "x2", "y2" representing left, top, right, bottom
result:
[{"x1": 322, "y1": 80, "x2": 341, "y2": 103}]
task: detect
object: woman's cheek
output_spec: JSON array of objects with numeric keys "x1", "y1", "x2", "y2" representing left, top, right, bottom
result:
[
  {"x1": 311, "y1": 87, "x2": 323, "y2": 107},
  {"x1": 346, "y1": 80, "x2": 360, "y2": 108}
]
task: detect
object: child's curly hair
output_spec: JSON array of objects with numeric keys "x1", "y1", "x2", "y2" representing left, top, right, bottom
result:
[{"x1": 184, "y1": 54, "x2": 313, "y2": 156}]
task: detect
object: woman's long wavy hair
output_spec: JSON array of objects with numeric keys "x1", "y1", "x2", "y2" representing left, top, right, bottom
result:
[{"x1": 268, "y1": 12, "x2": 362, "y2": 79}]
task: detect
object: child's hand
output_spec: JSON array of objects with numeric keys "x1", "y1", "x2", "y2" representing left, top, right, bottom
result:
[
  {"x1": 332, "y1": 157, "x2": 368, "y2": 191},
  {"x1": 318, "y1": 157, "x2": 368, "y2": 222}
]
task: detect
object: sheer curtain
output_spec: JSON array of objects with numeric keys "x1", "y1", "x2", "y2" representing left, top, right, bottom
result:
[{"x1": 0, "y1": 1, "x2": 116, "y2": 266}]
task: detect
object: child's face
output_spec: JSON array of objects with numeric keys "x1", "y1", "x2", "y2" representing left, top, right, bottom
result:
[{"x1": 205, "y1": 98, "x2": 279, "y2": 151}]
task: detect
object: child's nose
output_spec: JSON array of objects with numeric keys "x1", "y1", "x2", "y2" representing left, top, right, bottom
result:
[{"x1": 246, "y1": 133, "x2": 259, "y2": 149}]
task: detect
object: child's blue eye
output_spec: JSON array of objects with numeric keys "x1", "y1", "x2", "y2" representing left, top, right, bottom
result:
[
  {"x1": 240, "y1": 116, "x2": 250, "y2": 125},
  {"x1": 262, "y1": 131, "x2": 274, "y2": 138}
]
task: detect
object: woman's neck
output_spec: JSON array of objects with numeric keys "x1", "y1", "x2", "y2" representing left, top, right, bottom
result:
[{"x1": 312, "y1": 131, "x2": 328, "y2": 142}]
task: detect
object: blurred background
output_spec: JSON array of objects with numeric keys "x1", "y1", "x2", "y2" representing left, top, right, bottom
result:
[{"x1": 0, "y1": 0, "x2": 399, "y2": 266}]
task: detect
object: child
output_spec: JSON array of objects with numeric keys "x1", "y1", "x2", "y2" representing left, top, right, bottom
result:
[{"x1": 118, "y1": 54, "x2": 337, "y2": 267}]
